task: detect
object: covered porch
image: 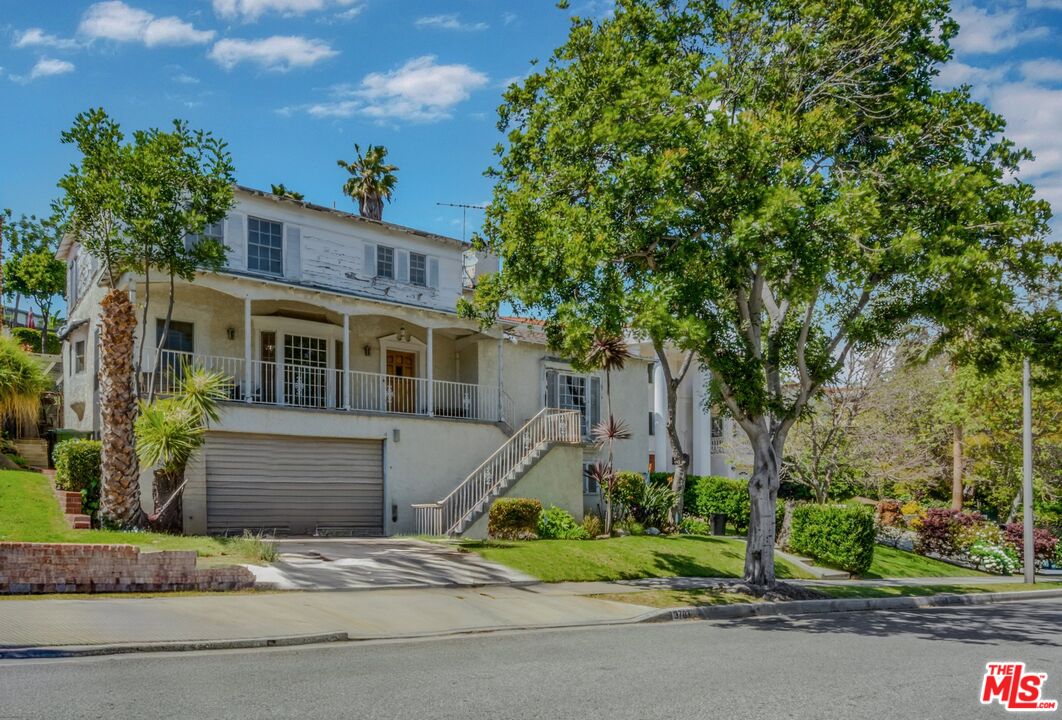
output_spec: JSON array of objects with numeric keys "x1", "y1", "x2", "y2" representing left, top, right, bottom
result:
[{"x1": 139, "y1": 279, "x2": 513, "y2": 425}]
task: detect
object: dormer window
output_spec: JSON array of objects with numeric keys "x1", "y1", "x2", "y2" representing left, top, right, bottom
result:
[
  {"x1": 410, "y1": 252, "x2": 427, "y2": 286},
  {"x1": 377, "y1": 245, "x2": 395, "y2": 279}
]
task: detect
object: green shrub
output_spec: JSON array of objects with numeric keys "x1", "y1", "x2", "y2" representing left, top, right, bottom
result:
[
  {"x1": 488, "y1": 498, "x2": 542, "y2": 540},
  {"x1": 678, "y1": 515, "x2": 711, "y2": 535},
  {"x1": 10, "y1": 327, "x2": 61, "y2": 354},
  {"x1": 685, "y1": 476, "x2": 750, "y2": 531},
  {"x1": 614, "y1": 519, "x2": 645, "y2": 536},
  {"x1": 53, "y1": 439, "x2": 102, "y2": 518},
  {"x1": 788, "y1": 503, "x2": 876, "y2": 575},
  {"x1": 537, "y1": 506, "x2": 590, "y2": 539},
  {"x1": 614, "y1": 470, "x2": 677, "y2": 528},
  {"x1": 582, "y1": 513, "x2": 603, "y2": 538}
]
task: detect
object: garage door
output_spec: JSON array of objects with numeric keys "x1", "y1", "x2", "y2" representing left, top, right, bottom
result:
[{"x1": 205, "y1": 433, "x2": 384, "y2": 536}]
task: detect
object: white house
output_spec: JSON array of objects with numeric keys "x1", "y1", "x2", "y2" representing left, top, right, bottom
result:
[{"x1": 58, "y1": 185, "x2": 745, "y2": 537}]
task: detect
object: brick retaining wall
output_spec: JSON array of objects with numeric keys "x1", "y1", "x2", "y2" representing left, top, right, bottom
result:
[{"x1": 0, "y1": 542, "x2": 256, "y2": 594}]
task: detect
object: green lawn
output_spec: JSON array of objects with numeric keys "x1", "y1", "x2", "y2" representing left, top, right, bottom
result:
[
  {"x1": 459, "y1": 535, "x2": 812, "y2": 582},
  {"x1": 0, "y1": 469, "x2": 263, "y2": 566},
  {"x1": 811, "y1": 582, "x2": 1062, "y2": 599},
  {"x1": 863, "y1": 544, "x2": 990, "y2": 579}
]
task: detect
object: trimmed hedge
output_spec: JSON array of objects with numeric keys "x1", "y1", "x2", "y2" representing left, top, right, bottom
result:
[
  {"x1": 685, "y1": 476, "x2": 751, "y2": 532},
  {"x1": 53, "y1": 439, "x2": 102, "y2": 519},
  {"x1": 488, "y1": 498, "x2": 542, "y2": 539},
  {"x1": 788, "y1": 503, "x2": 875, "y2": 575}
]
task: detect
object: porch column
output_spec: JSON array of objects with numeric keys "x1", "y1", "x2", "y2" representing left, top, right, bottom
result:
[
  {"x1": 275, "y1": 332, "x2": 285, "y2": 406},
  {"x1": 497, "y1": 336, "x2": 504, "y2": 422},
  {"x1": 691, "y1": 364, "x2": 711, "y2": 476},
  {"x1": 342, "y1": 313, "x2": 351, "y2": 410},
  {"x1": 243, "y1": 296, "x2": 252, "y2": 403},
  {"x1": 653, "y1": 361, "x2": 669, "y2": 472},
  {"x1": 426, "y1": 327, "x2": 434, "y2": 416}
]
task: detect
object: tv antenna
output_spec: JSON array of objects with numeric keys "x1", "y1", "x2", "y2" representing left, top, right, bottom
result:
[{"x1": 436, "y1": 202, "x2": 485, "y2": 242}]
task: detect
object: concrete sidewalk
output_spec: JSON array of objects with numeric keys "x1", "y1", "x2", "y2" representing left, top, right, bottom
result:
[{"x1": 0, "y1": 584, "x2": 655, "y2": 654}]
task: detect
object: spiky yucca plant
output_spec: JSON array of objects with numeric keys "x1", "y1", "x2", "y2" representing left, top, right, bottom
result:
[
  {"x1": 135, "y1": 366, "x2": 227, "y2": 531},
  {"x1": 585, "y1": 333, "x2": 631, "y2": 533}
]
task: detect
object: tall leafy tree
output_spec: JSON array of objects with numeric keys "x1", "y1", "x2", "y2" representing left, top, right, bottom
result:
[
  {"x1": 337, "y1": 144, "x2": 398, "y2": 220},
  {"x1": 124, "y1": 121, "x2": 233, "y2": 398},
  {"x1": 4, "y1": 249, "x2": 65, "y2": 352},
  {"x1": 59, "y1": 108, "x2": 142, "y2": 527},
  {"x1": 465, "y1": 0, "x2": 1055, "y2": 588},
  {"x1": 58, "y1": 108, "x2": 234, "y2": 528}
]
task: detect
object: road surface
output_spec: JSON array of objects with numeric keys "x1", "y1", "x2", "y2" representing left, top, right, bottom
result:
[{"x1": 2, "y1": 598, "x2": 1059, "y2": 719}]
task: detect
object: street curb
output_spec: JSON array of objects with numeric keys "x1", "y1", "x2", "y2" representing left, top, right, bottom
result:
[
  {"x1": 640, "y1": 588, "x2": 1062, "y2": 622},
  {"x1": 0, "y1": 632, "x2": 349, "y2": 659}
]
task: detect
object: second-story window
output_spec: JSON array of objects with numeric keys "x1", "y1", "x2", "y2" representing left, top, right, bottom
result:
[
  {"x1": 377, "y1": 245, "x2": 394, "y2": 279},
  {"x1": 409, "y1": 252, "x2": 427, "y2": 286},
  {"x1": 247, "y1": 217, "x2": 283, "y2": 275},
  {"x1": 186, "y1": 220, "x2": 225, "y2": 251}
]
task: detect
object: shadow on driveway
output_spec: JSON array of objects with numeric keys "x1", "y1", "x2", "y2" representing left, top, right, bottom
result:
[{"x1": 248, "y1": 539, "x2": 535, "y2": 590}]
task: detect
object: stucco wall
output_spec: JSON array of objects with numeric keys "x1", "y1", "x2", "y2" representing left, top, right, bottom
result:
[
  {"x1": 179, "y1": 404, "x2": 510, "y2": 535},
  {"x1": 463, "y1": 443, "x2": 584, "y2": 539}
]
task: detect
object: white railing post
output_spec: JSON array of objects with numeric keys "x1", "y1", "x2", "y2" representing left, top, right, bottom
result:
[
  {"x1": 426, "y1": 327, "x2": 434, "y2": 417},
  {"x1": 342, "y1": 313, "x2": 351, "y2": 411},
  {"x1": 276, "y1": 338, "x2": 285, "y2": 406},
  {"x1": 243, "y1": 296, "x2": 252, "y2": 403}
]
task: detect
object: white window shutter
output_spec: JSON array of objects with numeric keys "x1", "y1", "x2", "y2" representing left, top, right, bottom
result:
[
  {"x1": 428, "y1": 257, "x2": 440, "y2": 289},
  {"x1": 590, "y1": 376, "x2": 601, "y2": 429},
  {"x1": 363, "y1": 243, "x2": 376, "y2": 277},
  {"x1": 285, "y1": 226, "x2": 301, "y2": 281},
  {"x1": 396, "y1": 249, "x2": 409, "y2": 283},
  {"x1": 225, "y1": 214, "x2": 245, "y2": 270}
]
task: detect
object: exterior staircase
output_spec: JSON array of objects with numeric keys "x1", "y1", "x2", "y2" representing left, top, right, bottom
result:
[
  {"x1": 13, "y1": 439, "x2": 49, "y2": 469},
  {"x1": 413, "y1": 408, "x2": 581, "y2": 536}
]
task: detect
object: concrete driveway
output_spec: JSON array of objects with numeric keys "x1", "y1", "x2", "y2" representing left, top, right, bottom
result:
[{"x1": 244, "y1": 538, "x2": 535, "y2": 590}]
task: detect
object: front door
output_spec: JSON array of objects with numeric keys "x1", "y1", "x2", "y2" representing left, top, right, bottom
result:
[{"x1": 386, "y1": 350, "x2": 417, "y2": 413}]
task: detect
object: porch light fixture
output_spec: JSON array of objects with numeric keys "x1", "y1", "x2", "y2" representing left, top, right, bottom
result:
[
  {"x1": 363, "y1": 343, "x2": 372, "y2": 357},
  {"x1": 397, "y1": 325, "x2": 409, "y2": 342},
  {"x1": 226, "y1": 326, "x2": 236, "y2": 340}
]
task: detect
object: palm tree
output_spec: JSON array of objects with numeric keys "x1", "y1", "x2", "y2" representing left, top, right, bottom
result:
[
  {"x1": 135, "y1": 366, "x2": 227, "y2": 531},
  {"x1": 0, "y1": 336, "x2": 49, "y2": 426},
  {"x1": 270, "y1": 183, "x2": 304, "y2": 201},
  {"x1": 336, "y1": 144, "x2": 398, "y2": 221},
  {"x1": 586, "y1": 332, "x2": 631, "y2": 533}
]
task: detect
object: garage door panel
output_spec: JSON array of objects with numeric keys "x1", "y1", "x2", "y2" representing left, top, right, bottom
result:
[{"x1": 205, "y1": 433, "x2": 384, "y2": 536}]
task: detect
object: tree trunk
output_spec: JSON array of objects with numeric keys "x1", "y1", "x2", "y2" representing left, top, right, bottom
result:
[
  {"x1": 951, "y1": 423, "x2": 963, "y2": 510},
  {"x1": 744, "y1": 433, "x2": 781, "y2": 589},
  {"x1": 40, "y1": 310, "x2": 49, "y2": 353},
  {"x1": 151, "y1": 466, "x2": 184, "y2": 533},
  {"x1": 98, "y1": 288, "x2": 142, "y2": 528}
]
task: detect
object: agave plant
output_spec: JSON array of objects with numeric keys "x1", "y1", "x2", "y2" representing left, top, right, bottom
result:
[{"x1": 134, "y1": 366, "x2": 227, "y2": 531}]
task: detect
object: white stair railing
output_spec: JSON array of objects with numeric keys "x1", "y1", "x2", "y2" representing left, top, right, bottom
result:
[{"x1": 413, "y1": 408, "x2": 581, "y2": 536}]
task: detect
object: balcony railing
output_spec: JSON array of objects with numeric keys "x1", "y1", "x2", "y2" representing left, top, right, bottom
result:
[{"x1": 149, "y1": 349, "x2": 515, "y2": 425}]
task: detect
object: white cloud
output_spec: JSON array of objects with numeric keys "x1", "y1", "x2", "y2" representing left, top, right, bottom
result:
[
  {"x1": 936, "y1": 60, "x2": 1011, "y2": 88},
  {"x1": 288, "y1": 55, "x2": 488, "y2": 123},
  {"x1": 173, "y1": 72, "x2": 199, "y2": 84},
  {"x1": 1019, "y1": 59, "x2": 1062, "y2": 84},
  {"x1": 414, "y1": 14, "x2": 488, "y2": 32},
  {"x1": 502, "y1": 12, "x2": 518, "y2": 26},
  {"x1": 79, "y1": 2, "x2": 215, "y2": 46},
  {"x1": 1027, "y1": 0, "x2": 1062, "y2": 9},
  {"x1": 213, "y1": 0, "x2": 358, "y2": 21},
  {"x1": 334, "y1": 4, "x2": 364, "y2": 20},
  {"x1": 209, "y1": 35, "x2": 338, "y2": 71},
  {"x1": 951, "y1": 2, "x2": 1049, "y2": 55},
  {"x1": 12, "y1": 57, "x2": 76, "y2": 82},
  {"x1": 13, "y1": 28, "x2": 80, "y2": 50}
]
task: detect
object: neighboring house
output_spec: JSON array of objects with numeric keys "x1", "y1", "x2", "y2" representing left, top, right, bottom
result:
[{"x1": 56, "y1": 185, "x2": 741, "y2": 538}]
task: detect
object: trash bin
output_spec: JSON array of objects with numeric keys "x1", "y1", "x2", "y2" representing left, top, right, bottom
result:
[{"x1": 710, "y1": 513, "x2": 727, "y2": 535}]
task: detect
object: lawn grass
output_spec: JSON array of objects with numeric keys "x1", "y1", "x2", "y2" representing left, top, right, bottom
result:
[
  {"x1": 459, "y1": 535, "x2": 812, "y2": 582},
  {"x1": 0, "y1": 469, "x2": 264, "y2": 566},
  {"x1": 863, "y1": 544, "x2": 990, "y2": 579},
  {"x1": 592, "y1": 581, "x2": 1062, "y2": 609}
]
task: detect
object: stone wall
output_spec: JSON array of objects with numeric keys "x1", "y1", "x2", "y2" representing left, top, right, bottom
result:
[{"x1": 0, "y1": 542, "x2": 255, "y2": 594}]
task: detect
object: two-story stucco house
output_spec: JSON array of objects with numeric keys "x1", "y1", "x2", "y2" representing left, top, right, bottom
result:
[{"x1": 58, "y1": 186, "x2": 744, "y2": 538}]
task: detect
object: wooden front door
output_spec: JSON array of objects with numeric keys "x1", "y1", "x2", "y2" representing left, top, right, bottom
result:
[{"x1": 386, "y1": 350, "x2": 417, "y2": 413}]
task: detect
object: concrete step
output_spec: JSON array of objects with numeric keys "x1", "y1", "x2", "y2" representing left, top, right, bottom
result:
[{"x1": 65, "y1": 513, "x2": 91, "y2": 530}]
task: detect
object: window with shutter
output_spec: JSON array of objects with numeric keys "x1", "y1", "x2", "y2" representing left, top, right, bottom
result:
[
  {"x1": 377, "y1": 245, "x2": 394, "y2": 279},
  {"x1": 396, "y1": 248, "x2": 409, "y2": 283},
  {"x1": 589, "y1": 376, "x2": 601, "y2": 434},
  {"x1": 545, "y1": 369, "x2": 558, "y2": 408},
  {"x1": 409, "y1": 252, "x2": 427, "y2": 286},
  {"x1": 428, "y1": 257, "x2": 439, "y2": 289},
  {"x1": 363, "y1": 243, "x2": 376, "y2": 277}
]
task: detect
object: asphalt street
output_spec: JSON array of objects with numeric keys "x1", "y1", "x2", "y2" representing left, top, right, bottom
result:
[{"x1": 1, "y1": 598, "x2": 1059, "y2": 719}]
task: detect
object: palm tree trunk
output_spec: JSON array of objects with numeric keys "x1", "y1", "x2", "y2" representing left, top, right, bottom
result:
[
  {"x1": 151, "y1": 466, "x2": 184, "y2": 533},
  {"x1": 98, "y1": 287, "x2": 142, "y2": 528}
]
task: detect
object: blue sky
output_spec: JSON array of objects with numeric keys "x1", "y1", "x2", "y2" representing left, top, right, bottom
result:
[{"x1": 1, "y1": 0, "x2": 1061, "y2": 273}]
